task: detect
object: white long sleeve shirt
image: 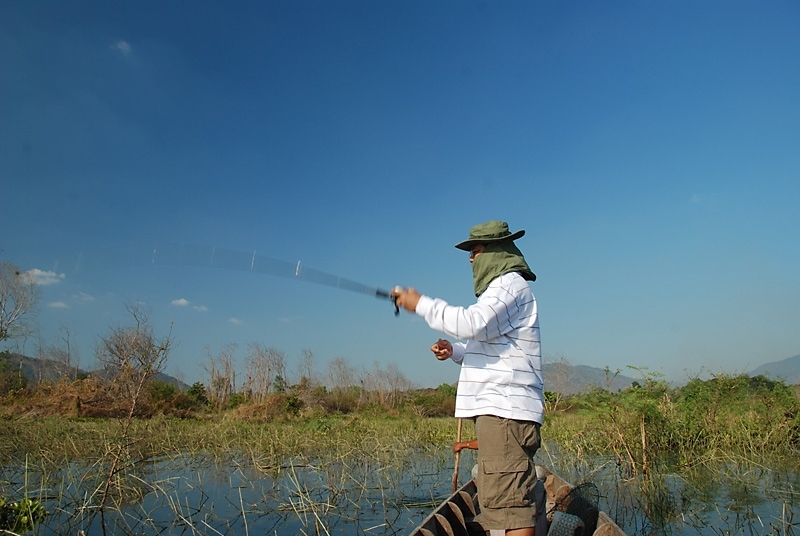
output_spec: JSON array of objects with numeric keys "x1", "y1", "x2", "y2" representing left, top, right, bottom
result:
[{"x1": 415, "y1": 271, "x2": 544, "y2": 423}]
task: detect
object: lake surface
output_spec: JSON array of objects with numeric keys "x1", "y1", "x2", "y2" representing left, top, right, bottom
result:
[{"x1": 2, "y1": 442, "x2": 798, "y2": 535}]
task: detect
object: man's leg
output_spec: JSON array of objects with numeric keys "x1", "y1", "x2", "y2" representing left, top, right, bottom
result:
[{"x1": 475, "y1": 417, "x2": 540, "y2": 535}]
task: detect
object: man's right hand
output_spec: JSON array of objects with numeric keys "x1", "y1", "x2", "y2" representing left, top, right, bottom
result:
[{"x1": 391, "y1": 287, "x2": 421, "y2": 313}]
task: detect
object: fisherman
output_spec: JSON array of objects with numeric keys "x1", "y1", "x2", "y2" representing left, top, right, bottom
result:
[{"x1": 392, "y1": 220, "x2": 543, "y2": 536}]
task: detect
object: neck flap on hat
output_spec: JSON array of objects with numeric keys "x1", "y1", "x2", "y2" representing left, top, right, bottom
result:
[{"x1": 471, "y1": 241, "x2": 536, "y2": 297}]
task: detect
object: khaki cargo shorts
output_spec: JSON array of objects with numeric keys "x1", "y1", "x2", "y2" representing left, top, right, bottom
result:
[{"x1": 474, "y1": 415, "x2": 541, "y2": 530}]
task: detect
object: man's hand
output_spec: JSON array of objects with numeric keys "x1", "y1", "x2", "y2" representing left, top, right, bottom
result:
[
  {"x1": 391, "y1": 287, "x2": 421, "y2": 313},
  {"x1": 431, "y1": 338, "x2": 453, "y2": 360},
  {"x1": 453, "y1": 439, "x2": 478, "y2": 453}
]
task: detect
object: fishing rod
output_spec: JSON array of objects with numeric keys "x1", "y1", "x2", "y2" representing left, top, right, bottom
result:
[{"x1": 149, "y1": 242, "x2": 402, "y2": 315}]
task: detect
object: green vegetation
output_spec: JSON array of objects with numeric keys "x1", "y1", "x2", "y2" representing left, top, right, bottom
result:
[
  {"x1": 545, "y1": 370, "x2": 800, "y2": 475},
  {"x1": 0, "y1": 496, "x2": 46, "y2": 534},
  {"x1": 0, "y1": 351, "x2": 28, "y2": 394},
  {"x1": 1, "y1": 275, "x2": 798, "y2": 533},
  {"x1": 0, "y1": 369, "x2": 799, "y2": 534},
  {"x1": 2, "y1": 367, "x2": 797, "y2": 480},
  {"x1": 0, "y1": 412, "x2": 462, "y2": 534},
  {"x1": 2, "y1": 367, "x2": 798, "y2": 468}
]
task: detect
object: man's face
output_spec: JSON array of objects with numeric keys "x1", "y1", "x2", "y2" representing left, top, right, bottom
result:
[{"x1": 469, "y1": 244, "x2": 486, "y2": 264}]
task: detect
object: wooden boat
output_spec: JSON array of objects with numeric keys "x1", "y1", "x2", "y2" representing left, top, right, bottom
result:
[{"x1": 409, "y1": 464, "x2": 626, "y2": 536}]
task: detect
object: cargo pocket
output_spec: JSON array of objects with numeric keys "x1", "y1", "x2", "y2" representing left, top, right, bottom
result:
[{"x1": 479, "y1": 457, "x2": 532, "y2": 509}]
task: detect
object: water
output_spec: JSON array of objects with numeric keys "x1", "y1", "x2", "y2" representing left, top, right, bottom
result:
[
  {"x1": 2, "y1": 447, "x2": 476, "y2": 535},
  {"x1": 536, "y1": 444, "x2": 800, "y2": 535},
  {"x1": 2, "y1": 444, "x2": 798, "y2": 535}
]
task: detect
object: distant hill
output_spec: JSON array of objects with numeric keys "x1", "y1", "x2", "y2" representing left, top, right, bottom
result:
[
  {"x1": 17, "y1": 351, "x2": 798, "y2": 396},
  {"x1": 749, "y1": 354, "x2": 800, "y2": 385},
  {"x1": 1, "y1": 352, "x2": 75, "y2": 383},
  {"x1": 0, "y1": 352, "x2": 190, "y2": 391},
  {"x1": 3, "y1": 352, "x2": 633, "y2": 395},
  {"x1": 544, "y1": 353, "x2": 800, "y2": 394},
  {"x1": 542, "y1": 361, "x2": 635, "y2": 395}
]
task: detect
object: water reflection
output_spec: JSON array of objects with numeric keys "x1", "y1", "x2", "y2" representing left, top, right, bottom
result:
[
  {"x1": 1, "y1": 447, "x2": 476, "y2": 534},
  {"x1": 540, "y1": 443, "x2": 800, "y2": 535},
  {"x1": 1, "y1": 443, "x2": 798, "y2": 534}
]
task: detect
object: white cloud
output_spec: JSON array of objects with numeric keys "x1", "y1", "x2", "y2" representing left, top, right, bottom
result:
[
  {"x1": 228, "y1": 318, "x2": 243, "y2": 325},
  {"x1": 171, "y1": 299, "x2": 208, "y2": 312},
  {"x1": 24, "y1": 269, "x2": 65, "y2": 286},
  {"x1": 110, "y1": 40, "x2": 132, "y2": 57},
  {"x1": 48, "y1": 301, "x2": 69, "y2": 309},
  {"x1": 73, "y1": 292, "x2": 96, "y2": 303}
]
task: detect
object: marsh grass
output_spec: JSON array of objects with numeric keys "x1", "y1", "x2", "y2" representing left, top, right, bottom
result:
[
  {"x1": 539, "y1": 440, "x2": 800, "y2": 536},
  {"x1": 1, "y1": 415, "x2": 796, "y2": 536},
  {"x1": 3, "y1": 372, "x2": 800, "y2": 535},
  {"x1": 546, "y1": 373, "x2": 800, "y2": 479},
  {"x1": 0, "y1": 415, "x2": 464, "y2": 534}
]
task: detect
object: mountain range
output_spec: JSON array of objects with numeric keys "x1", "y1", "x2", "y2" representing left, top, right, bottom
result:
[
  {"x1": 4, "y1": 352, "x2": 637, "y2": 395},
  {"x1": 3, "y1": 352, "x2": 799, "y2": 395},
  {"x1": 0, "y1": 352, "x2": 190, "y2": 391},
  {"x1": 748, "y1": 354, "x2": 800, "y2": 385}
]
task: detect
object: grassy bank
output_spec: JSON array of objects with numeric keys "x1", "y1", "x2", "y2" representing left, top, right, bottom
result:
[
  {"x1": 545, "y1": 373, "x2": 800, "y2": 475},
  {"x1": 1, "y1": 378, "x2": 799, "y2": 535},
  {"x1": 0, "y1": 413, "x2": 461, "y2": 468},
  {"x1": 2, "y1": 371, "x2": 799, "y2": 470}
]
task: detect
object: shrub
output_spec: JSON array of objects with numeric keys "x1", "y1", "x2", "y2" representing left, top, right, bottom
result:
[
  {"x1": 547, "y1": 372, "x2": 800, "y2": 471},
  {"x1": 408, "y1": 384, "x2": 456, "y2": 417},
  {"x1": 187, "y1": 382, "x2": 209, "y2": 406},
  {"x1": 148, "y1": 380, "x2": 177, "y2": 405},
  {"x1": 228, "y1": 392, "x2": 247, "y2": 410},
  {"x1": 0, "y1": 353, "x2": 27, "y2": 395}
]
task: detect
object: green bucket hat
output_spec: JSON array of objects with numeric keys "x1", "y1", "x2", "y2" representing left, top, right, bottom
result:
[{"x1": 454, "y1": 220, "x2": 526, "y2": 251}]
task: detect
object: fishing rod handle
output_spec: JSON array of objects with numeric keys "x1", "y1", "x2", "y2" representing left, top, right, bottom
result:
[{"x1": 391, "y1": 286, "x2": 404, "y2": 316}]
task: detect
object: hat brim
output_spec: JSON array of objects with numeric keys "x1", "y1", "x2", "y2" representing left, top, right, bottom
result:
[{"x1": 454, "y1": 229, "x2": 525, "y2": 251}]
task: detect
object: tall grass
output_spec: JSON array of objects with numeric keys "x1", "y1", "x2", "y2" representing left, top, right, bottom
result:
[
  {"x1": 546, "y1": 372, "x2": 800, "y2": 476},
  {"x1": 2, "y1": 372, "x2": 799, "y2": 534},
  {"x1": 0, "y1": 414, "x2": 464, "y2": 534}
]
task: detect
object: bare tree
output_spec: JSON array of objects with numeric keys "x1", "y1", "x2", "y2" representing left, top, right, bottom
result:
[
  {"x1": 360, "y1": 362, "x2": 412, "y2": 409},
  {"x1": 94, "y1": 304, "x2": 171, "y2": 532},
  {"x1": 545, "y1": 352, "x2": 575, "y2": 410},
  {"x1": 360, "y1": 363, "x2": 384, "y2": 405},
  {"x1": 45, "y1": 325, "x2": 80, "y2": 380},
  {"x1": 96, "y1": 304, "x2": 172, "y2": 416},
  {"x1": 325, "y1": 356, "x2": 361, "y2": 411},
  {"x1": 296, "y1": 348, "x2": 318, "y2": 388},
  {"x1": 385, "y1": 362, "x2": 412, "y2": 408},
  {"x1": 205, "y1": 343, "x2": 237, "y2": 410},
  {"x1": 293, "y1": 348, "x2": 320, "y2": 409},
  {"x1": 242, "y1": 343, "x2": 268, "y2": 403},
  {"x1": 269, "y1": 346, "x2": 287, "y2": 392},
  {"x1": 0, "y1": 261, "x2": 41, "y2": 345},
  {"x1": 243, "y1": 343, "x2": 286, "y2": 403},
  {"x1": 326, "y1": 356, "x2": 357, "y2": 391}
]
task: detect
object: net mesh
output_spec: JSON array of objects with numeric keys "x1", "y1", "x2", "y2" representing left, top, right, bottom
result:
[{"x1": 547, "y1": 482, "x2": 601, "y2": 535}]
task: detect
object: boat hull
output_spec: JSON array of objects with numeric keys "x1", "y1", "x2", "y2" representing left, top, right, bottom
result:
[{"x1": 409, "y1": 464, "x2": 626, "y2": 536}]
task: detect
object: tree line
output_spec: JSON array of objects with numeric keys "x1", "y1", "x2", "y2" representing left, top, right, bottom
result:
[{"x1": 0, "y1": 260, "x2": 455, "y2": 418}]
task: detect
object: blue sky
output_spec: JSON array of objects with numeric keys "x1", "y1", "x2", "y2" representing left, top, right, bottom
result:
[{"x1": 2, "y1": 1, "x2": 799, "y2": 388}]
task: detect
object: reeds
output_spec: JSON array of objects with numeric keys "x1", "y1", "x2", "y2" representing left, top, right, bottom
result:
[
  {"x1": 0, "y1": 415, "x2": 464, "y2": 534},
  {"x1": 2, "y1": 376, "x2": 799, "y2": 535}
]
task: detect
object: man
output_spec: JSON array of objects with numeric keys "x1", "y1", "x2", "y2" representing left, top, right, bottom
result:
[{"x1": 392, "y1": 220, "x2": 543, "y2": 536}]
